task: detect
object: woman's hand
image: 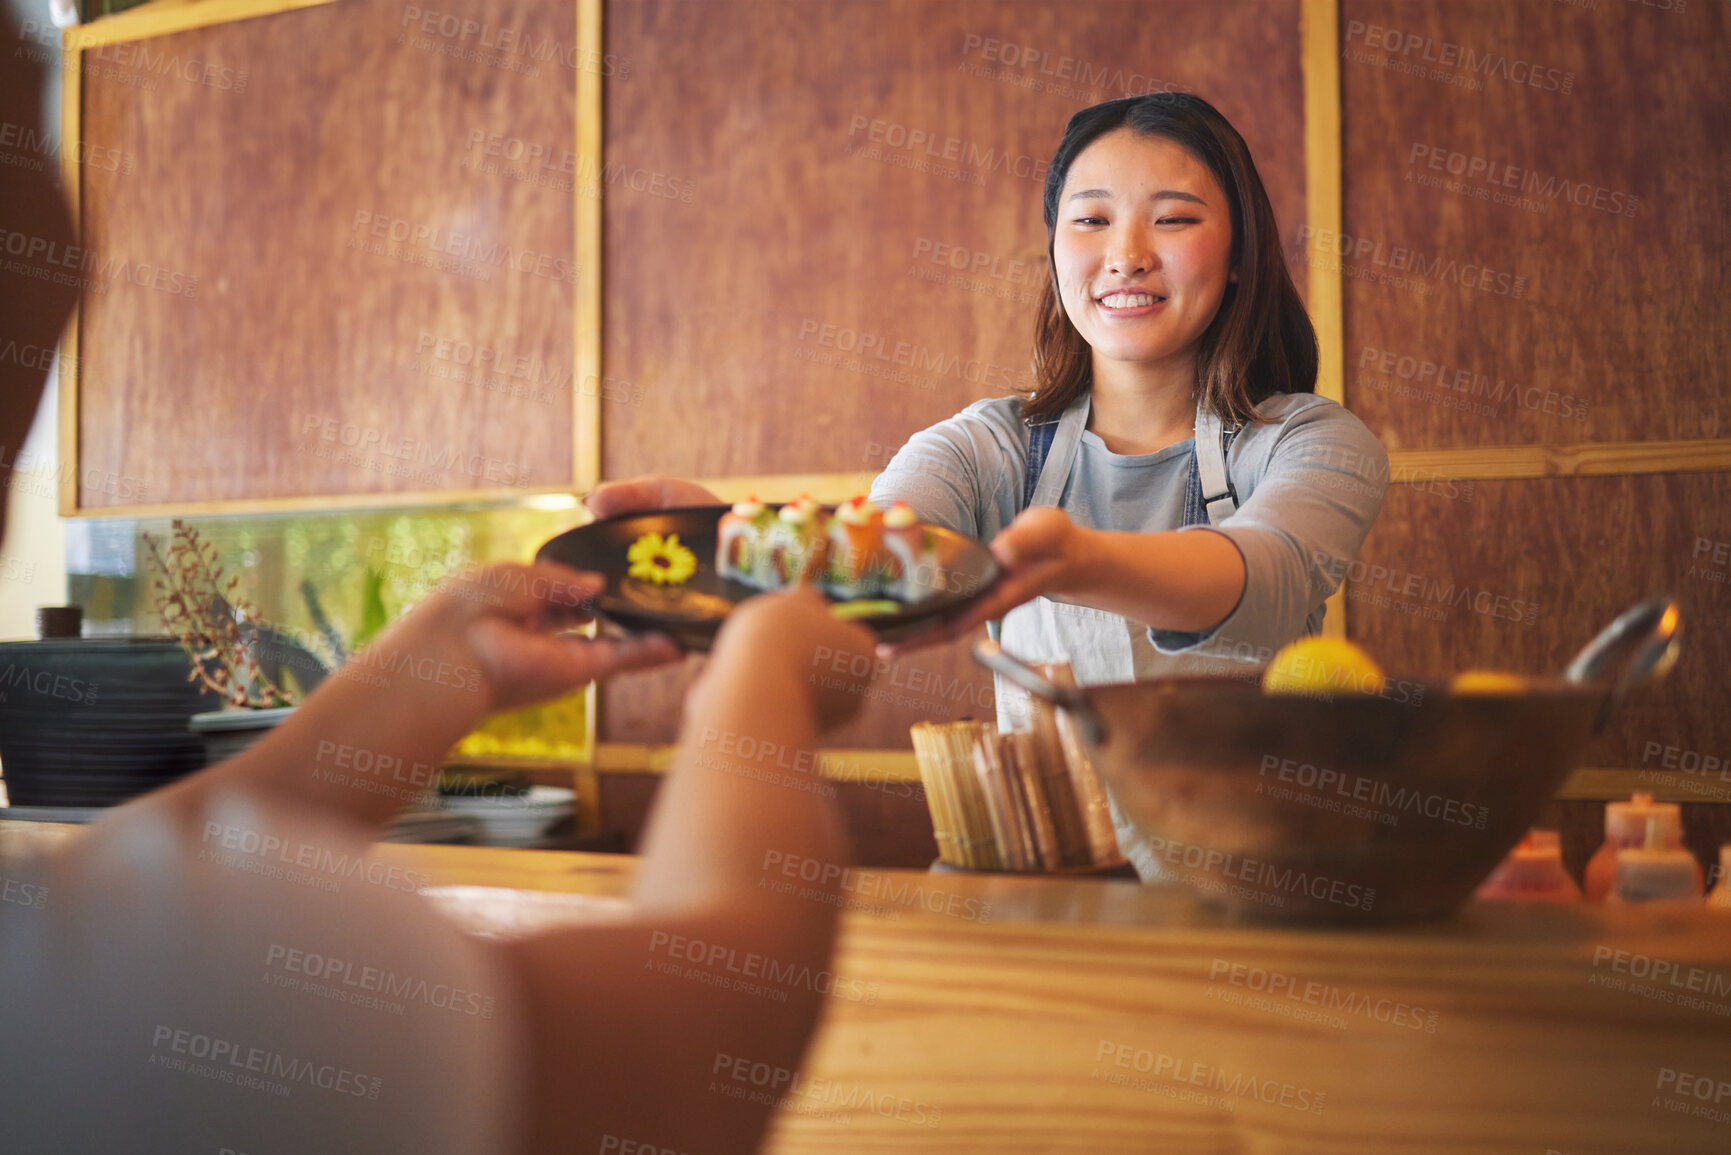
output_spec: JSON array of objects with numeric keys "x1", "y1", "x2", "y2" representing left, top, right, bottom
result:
[
  {"x1": 879, "y1": 506, "x2": 1096, "y2": 653},
  {"x1": 586, "y1": 476, "x2": 722, "y2": 518}
]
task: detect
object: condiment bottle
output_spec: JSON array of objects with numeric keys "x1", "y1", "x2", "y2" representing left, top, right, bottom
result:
[
  {"x1": 1608, "y1": 815, "x2": 1704, "y2": 904},
  {"x1": 1475, "y1": 830, "x2": 1581, "y2": 901},
  {"x1": 1583, "y1": 793, "x2": 1701, "y2": 901},
  {"x1": 1708, "y1": 845, "x2": 1731, "y2": 911}
]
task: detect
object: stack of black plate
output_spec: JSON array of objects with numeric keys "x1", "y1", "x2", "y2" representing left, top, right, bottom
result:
[{"x1": 0, "y1": 638, "x2": 224, "y2": 808}]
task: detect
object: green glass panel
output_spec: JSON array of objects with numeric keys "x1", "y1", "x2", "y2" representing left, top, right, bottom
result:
[{"x1": 78, "y1": 500, "x2": 593, "y2": 763}]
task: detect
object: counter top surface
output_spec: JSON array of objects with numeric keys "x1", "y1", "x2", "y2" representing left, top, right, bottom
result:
[
  {"x1": 369, "y1": 842, "x2": 1731, "y2": 1154},
  {"x1": 8, "y1": 817, "x2": 1731, "y2": 1152}
]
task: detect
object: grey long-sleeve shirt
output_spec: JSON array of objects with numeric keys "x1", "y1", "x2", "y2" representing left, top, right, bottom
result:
[{"x1": 870, "y1": 389, "x2": 1390, "y2": 691}]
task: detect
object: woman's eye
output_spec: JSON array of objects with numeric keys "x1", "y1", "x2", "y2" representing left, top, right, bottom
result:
[
  {"x1": 1072, "y1": 216, "x2": 1107, "y2": 226},
  {"x1": 1159, "y1": 217, "x2": 1200, "y2": 225}
]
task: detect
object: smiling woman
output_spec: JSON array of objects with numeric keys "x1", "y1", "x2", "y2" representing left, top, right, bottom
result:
[{"x1": 859, "y1": 93, "x2": 1389, "y2": 879}]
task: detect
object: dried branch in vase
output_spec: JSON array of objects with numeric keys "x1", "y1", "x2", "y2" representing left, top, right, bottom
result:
[{"x1": 143, "y1": 520, "x2": 299, "y2": 710}]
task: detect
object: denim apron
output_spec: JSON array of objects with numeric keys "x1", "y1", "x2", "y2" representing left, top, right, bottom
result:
[
  {"x1": 990, "y1": 390, "x2": 1239, "y2": 717},
  {"x1": 989, "y1": 391, "x2": 1238, "y2": 877}
]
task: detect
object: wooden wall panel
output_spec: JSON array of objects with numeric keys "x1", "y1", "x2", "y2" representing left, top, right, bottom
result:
[
  {"x1": 601, "y1": 770, "x2": 939, "y2": 868},
  {"x1": 602, "y1": 623, "x2": 999, "y2": 750},
  {"x1": 1336, "y1": 0, "x2": 1730, "y2": 451},
  {"x1": 600, "y1": 0, "x2": 1307, "y2": 749},
  {"x1": 1339, "y1": 0, "x2": 1730, "y2": 798},
  {"x1": 75, "y1": 0, "x2": 576, "y2": 508},
  {"x1": 1348, "y1": 473, "x2": 1731, "y2": 774},
  {"x1": 601, "y1": 0, "x2": 1307, "y2": 481}
]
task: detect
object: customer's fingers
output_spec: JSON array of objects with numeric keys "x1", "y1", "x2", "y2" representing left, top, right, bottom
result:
[
  {"x1": 438, "y1": 562, "x2": 605, "y2": 624},
  {"x1": 466, "y1": 619, "x2": 681, "y2": 712}
]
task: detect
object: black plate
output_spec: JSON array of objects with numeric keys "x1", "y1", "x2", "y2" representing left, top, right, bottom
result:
[{"x1": 536, "y1": 505, "x2": 1001, "y2": 651}]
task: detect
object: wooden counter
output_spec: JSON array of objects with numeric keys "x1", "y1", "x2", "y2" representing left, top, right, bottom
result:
[
  {"x1": 9, "y1": 820, "x2": 1731, "y2": 1152},
  {"x1": 353, "y1": 843, "x2": 1731, "y2": 1153}
]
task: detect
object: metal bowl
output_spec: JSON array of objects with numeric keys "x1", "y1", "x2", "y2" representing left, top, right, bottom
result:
[{"x1": 975, "y1": 599, "x2": 1680, "y2": 925}]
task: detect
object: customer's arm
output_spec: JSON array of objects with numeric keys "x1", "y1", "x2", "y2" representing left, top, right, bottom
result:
[
  {"x1": 499, "y1": 590, "x2": 877, "y2": 1155},
  {"x1": 150, "y1": 562, "x2": 679, "y2": 840},
  {"x1": 141, "y1": 551, "x2": 878, "y2": 1154}
]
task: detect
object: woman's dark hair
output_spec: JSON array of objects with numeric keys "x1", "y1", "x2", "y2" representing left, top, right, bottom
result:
[{"x1": 1023, "y1": 93, "x2": 1317, "y2": 427}]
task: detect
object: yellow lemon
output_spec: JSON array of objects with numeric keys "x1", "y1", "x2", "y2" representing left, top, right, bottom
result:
[
  {"x1": 1449, "y1": 670, "x2": 1529, "y2": 695},
  {"x1": 1263, "y1": 637, "x2": 1385, "y2": 695}
]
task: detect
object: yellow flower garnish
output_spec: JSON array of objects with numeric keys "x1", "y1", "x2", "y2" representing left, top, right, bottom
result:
[{"x1": 627, "y1": 532, "x2": 697, "y2": 586}]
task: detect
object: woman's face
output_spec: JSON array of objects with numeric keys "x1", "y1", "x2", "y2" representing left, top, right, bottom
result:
[{"x1": 1052, "y1": 129, "x2": 1235, "y2": 380}]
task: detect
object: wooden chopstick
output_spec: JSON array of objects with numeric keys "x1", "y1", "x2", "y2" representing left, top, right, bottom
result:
[{"x1": 912, "y1": 721, "x2": 1002, "y2": 870}]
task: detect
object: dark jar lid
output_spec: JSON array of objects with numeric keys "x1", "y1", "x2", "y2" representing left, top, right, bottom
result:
[{"x1": 35, "y1": 606, "x2": 83, "y2": 640}]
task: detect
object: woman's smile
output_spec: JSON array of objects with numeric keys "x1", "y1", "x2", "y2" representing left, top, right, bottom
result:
[{"x1": 1094, "y1": 289, "x2": 1168, "y2": 316}]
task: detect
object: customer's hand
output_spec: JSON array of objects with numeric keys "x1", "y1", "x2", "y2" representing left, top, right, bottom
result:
[
  {"x1": 585, "y1": 476, "x2": 722, "y2": 518},
  {"x1": 383, "y1": 561, "x2": 681, "y2": 714},
  {"x1": 702, "y1": 588, "x2": 878, "y2": 733}
]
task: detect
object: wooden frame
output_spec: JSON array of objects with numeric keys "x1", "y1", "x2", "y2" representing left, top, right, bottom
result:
[
  {"x1": 596, "y1": 744, "x2": 922, "y2": 784},
  {"x1": 1301, "y1": 0, "x2": 1347, "y2": 639},
  {"x1": 55, "y1": 0, "x2": 603, "y2": 517},
  {"x1": 586, "y1": 745, "x2": 1678, "y2": 807},
  {"x1": 683, "y1": 441, "x2": 1731, "y2": 508},
  {"x1": 58, "y1": 0, "x2": 604, "y2": 772},
  {"x1": 1557, "y1": 768, "x2": 1731, "y2": 805},
  {"x1": 1301, "y1": 0, "x2": 1344, "y2": 412},
  {"x1": 55, "y1": 4, "x2": 1728, "y2": 809},
  {"x1": 63, "y1": 4, "x2": 1724, "y2": 514},
  {"x1": 62, "y1": 0, "x2": 336, "y2": 48},
  {"x1": 574, "y1": 0, "x2": 603, "y2": 495}
]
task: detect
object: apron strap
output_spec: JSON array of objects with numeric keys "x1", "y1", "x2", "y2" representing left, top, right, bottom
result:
[
  {"x1": 1021, "y1": 419, "x2": 1059, "y2": 511},
  {"x1": 991, "y1": 395, "x2": 1090, "y2": 642},
  {"x1": 1028, "y1": 395, "x2": 1090, "y2": 510},
  {"x1": 1194, "y1": 404, "x2": 1238, "y2": 524}
]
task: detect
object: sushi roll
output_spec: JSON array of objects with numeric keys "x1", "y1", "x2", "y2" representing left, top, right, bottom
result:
[
  {"x1": 717, "y1": 495, "x2": 776, "y2": 588},
  {"x1": 766, "y1": 494, "x2": 829, "y2": 586},
  {"x1": 882, "y1": 500, "x2": 941, "y2": 601},
  {"x1": 826, "y1": 496, "x2": 891, "y2": 598}
]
